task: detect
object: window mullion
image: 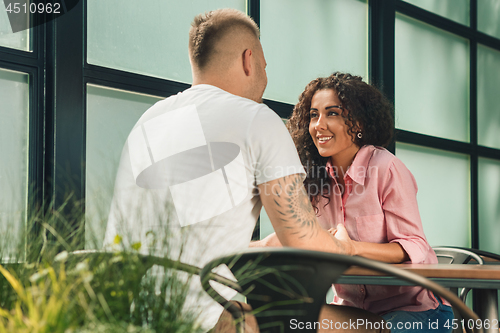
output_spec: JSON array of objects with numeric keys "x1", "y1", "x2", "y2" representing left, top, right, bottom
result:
[
  {"x1": 369, "y1": 0, "x2": 396, "y2": 153},
  {"x1": 45, "y1": 0, "x2": 85, "y2": 250}
]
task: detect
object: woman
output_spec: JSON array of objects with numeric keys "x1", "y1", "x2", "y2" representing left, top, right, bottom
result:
[{"x1": 285, "y1": 72, "x2": 454, "y2": 332}]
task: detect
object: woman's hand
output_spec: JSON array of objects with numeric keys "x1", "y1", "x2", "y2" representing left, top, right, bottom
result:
[
  {"x1": 328, "y1": 224, "x2": 356, "y2": 256},
  {"x1": 329, "y1": 224, "x2": 410, "y2": 263}
]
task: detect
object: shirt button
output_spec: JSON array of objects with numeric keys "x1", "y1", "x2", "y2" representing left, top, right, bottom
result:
[{"x1": 360, "y1": 288, "x2": 365, "y2": 293}]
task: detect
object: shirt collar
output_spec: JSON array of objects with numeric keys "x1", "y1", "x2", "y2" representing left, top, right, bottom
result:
[{"x1": 326, "y1": 145, "x2": 376, "y2": 186}]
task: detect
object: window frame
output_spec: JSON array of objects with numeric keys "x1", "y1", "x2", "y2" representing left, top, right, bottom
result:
[{"x1": 1, "y1": 0, "x2": 499, "y2": 257}]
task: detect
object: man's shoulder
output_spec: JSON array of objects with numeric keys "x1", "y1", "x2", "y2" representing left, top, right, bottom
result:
[
  {"x1": 137, "y1": 84, "x2": 278, "y2": 130},
  {"x1": 187, "y1": 84, "x2": 271, "y2": 109},
  {"x1": 183, "y1": 85, "x2": 279, "y2": 123}
]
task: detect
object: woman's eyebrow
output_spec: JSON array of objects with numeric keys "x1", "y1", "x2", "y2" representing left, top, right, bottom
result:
[
  {"x1": 309, "y1": 108, "x2": 318, "y2": 111},
  {"x1": 325, "y1": 105, "x2": 342, "y2": 110}
]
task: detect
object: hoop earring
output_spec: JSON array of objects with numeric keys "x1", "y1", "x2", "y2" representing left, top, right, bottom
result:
[{"x1": 357, "y1": 132, "x2": 363, "y2": 139}]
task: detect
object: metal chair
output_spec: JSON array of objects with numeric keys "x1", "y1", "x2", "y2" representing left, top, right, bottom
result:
[
  {"x1": 434, "y1": 246, "x2": 500, "y2": 263},
  {"x1": 200, "y1": 248, "x2": 483, "y2": 333},
  {"x1": 433, "y1": 246, "x2": 500, "y2": 332},
  {"x1": 433, "y1": 247, "x2": 484, "y2": 265},
  {"x1": 433, "y1": 246, "x2": 484, "y2": 302}
]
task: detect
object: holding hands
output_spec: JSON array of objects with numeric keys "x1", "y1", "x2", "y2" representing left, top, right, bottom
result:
[
  {"x1": 251, "y1": 223, "x2": 355, "y2": 257},
  {"x1": 328, "y1": 224, "x2": 355, "y2": 256}
]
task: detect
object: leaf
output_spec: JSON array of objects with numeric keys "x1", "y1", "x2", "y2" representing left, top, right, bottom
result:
[
  {"x1": 131, "y1": 242, "x2": 141, "y2": 251},
  {"x1": 114, "y1": 235, "x2": 122, "y2": 245},
  {"x1": 0, "y1": 308, "x2": 10, "y2": 317},
  {"x1": 54, "y1": 251, "x2": 69, "y2": 262},
  {"x1": 0, "y1": 265, "x2": 26, "y2": 300}
]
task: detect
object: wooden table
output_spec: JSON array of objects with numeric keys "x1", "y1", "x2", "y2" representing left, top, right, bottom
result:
[{"x1": 338, "y1": 264, "x2": 500, "y2": 333}]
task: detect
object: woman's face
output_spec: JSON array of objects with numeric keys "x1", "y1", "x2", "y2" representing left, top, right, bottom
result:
[{"x1": 308, "y1": 89, "x2": 359, "y2": 162}]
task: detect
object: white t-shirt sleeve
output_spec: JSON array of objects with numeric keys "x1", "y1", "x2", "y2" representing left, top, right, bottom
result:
[{"x1": 248, "y1": 106, "x2": 306, "y2": 185}]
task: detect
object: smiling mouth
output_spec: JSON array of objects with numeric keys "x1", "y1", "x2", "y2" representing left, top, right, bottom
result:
[{"x1": 317, "y1": 136, "x2": 333, "y2": 144}]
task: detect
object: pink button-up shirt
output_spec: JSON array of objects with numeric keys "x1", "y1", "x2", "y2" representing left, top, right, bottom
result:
[{"x1": 316, "y1": 145, "x2": 442, "y2": 314}]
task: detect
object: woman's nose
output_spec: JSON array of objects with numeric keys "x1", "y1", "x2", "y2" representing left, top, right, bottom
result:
[{"x1": 315, "y1": 114, "x2": 327, "y2": 130}]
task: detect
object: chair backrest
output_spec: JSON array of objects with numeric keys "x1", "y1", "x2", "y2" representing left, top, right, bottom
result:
[
  {"x1": 200, "y1": 248, "x2": 483, "y2": 333},
  {"x1": 435, "y1": 246, "x2": 500, "y2": 263},
  {"x1": 433, "y1": 247, "x2": 484, "y2": 265},
  {"x1": 468, "y1": 248, "x2": 500, "y2": 262}
]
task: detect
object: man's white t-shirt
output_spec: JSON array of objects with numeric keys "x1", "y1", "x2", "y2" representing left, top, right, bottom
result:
[{"x1": 104, "y1": 84, "x2": 305, "y2": 329}]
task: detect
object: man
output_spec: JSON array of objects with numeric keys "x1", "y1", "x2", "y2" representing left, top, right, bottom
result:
[{"x1": 105, "y1": 8, "x2": 388, "y2": 332}]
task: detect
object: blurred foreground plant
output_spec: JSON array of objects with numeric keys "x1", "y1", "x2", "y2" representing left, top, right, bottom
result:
[
  {"x1": 0, "y1": 195, "x2": 204, "y2": 333},
  {"x1": 0, "y1": 248, "x2": 203, "y2": 333},
  {"x1": 0, "y1": 252, "x2": 86, "y2": 332}
]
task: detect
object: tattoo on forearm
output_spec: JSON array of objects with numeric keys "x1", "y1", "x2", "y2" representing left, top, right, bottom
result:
[{"x1": 271, "y1": 174, "x2": 318, "y2": 239}]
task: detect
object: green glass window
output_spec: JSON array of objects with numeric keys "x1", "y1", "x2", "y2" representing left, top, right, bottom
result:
[
  {"x1": 477, "y1": 44, "x2": 500, "y2": 150},
  {"x1": 478, "y1": 157, "x2": 500, "y2": 253},
  {"x1": 478, "y1": 0, "x2": 500, "y2": 39},
  {"x1": 396, "y1": 143, "x2": 470, "y2": 247},
  {"x1": 260, "y1": 0, "x2": 368, "y2": 104},
  {"x1": 85, "y1": 84, "x2": 162, "y2": 248},
  {"x1": 395, "y1": 14, "x2": 469, "y2": 142},
  {"x1": 87, "y1": 0, "x2": 245, "y2": 82},
  {"x1": 259, "y1": 209, "x2": 273, "y2": 240},
  {"x1": 0, "y1": 3, "x2": 29, "y2": 51},
  {"x1": 402, "y1": 0, "x2": 469, "y2": 26},
  {"x1": 0, "y1": 68, "x2": 29, "y2": 257}
]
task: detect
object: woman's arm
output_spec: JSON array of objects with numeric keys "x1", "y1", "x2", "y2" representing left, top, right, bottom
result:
[
  {"x1": 330, "y1": 224, "x2": 409, "y2": 263},
  {"x1": 335, "y1": 156, "x2": 428, "y2": 264}
]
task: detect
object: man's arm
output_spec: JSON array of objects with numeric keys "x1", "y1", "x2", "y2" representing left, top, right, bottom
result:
[
  {"x1": 249, "y1": 232, "x2": 281, "y2": 247},
  {"x1": 257, "y1": 174, "x2": 348, "y2": 253}
]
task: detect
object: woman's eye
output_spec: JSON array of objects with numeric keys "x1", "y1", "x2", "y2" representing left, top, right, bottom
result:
[
  {"x1": 328, "y1": 111, "x2": 338, "y2": 116},
  {"x1": 310, "y1": 113, "x2": 318, "y2": 118}
]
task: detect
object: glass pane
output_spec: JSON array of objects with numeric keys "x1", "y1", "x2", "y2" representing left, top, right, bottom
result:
[
  {"x1": 396, "y1": 143, "x2": 470, "y2": 247},
  {"x1": 86, "y1": 84, "x2": 163, "y2": 248},
  {"x1": 478, "y1": 158, "x2": 500, "y2": 253},
  {"x1": 261, "y1": 0, "x2": 368, "y2": 104},
  {"x1": 478, "y1": 44, "x2": 500, "y2": 150},
  {"x1": 87, "y1": 0, "x2": 245, "y2": 83},
  {"x1": 0, "y1": 2, "x2": 30, "y2": 51},
  {"x1": 0, "y1": 68, "x2": 29, "y2": 258},
  {"x1": 478, "y1": 0, "x2": 500, "y2": 39},
  {"x1": 259, "y1": 209, "x2": 273, "y2": 240},
  {"x1": 395, "y1": 14, "x2": 469, "y2": 141},
  {"x1": 260, "y1": 117, "x2": 289, "y2": 239},
  {"x1": 402, "y1": 0, "x2": 469, "y2": 26}
]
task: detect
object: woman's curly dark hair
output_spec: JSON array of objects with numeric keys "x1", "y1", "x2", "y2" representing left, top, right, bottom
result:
[{"x1": 286, "y1": 72, "x2": 394, "y2": 209}]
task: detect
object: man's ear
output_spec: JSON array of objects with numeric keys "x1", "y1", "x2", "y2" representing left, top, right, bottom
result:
[{"x1": 242, "y1": 48, "x2": 252, "y2": 76}]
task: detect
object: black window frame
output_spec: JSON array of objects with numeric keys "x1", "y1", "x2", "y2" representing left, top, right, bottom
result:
[{"x1": 1, "y1": 0, "x2": 499, "y2": 258}]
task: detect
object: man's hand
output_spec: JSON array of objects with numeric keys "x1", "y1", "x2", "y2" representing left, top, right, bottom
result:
[{"x1": 249, "y1": 232, "x2": 282, "y2": 248}]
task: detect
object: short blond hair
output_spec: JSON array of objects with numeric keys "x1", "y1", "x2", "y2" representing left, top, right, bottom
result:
[{"x1": 189, "y1": 8, "x2": 260, "y2": 70}]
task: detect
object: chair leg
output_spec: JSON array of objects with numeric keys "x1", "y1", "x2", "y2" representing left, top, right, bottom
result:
[
  {"x1": 460, "y1": 288, "x2": 471, "y2": 303},
  {"x1": 447, "y1": 287, "x2": 465, "y2": 333},
  {"x1": 474, "y1": 289, "x2": 499, "y2": 333}
]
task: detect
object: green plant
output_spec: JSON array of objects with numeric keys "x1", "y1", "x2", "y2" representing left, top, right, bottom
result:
[
  {"x1": 0, "y1": 195, "x2": 205, "y2": 333},
  {"x1": 0, "y1": 254, "x2": 83, "y2": 332}
]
